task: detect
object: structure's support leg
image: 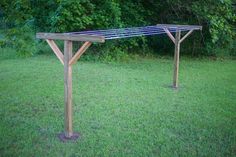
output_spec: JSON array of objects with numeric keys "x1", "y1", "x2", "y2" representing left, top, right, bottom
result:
[
  {"x1": 64, "y1": 40, "x2": 73, "y2": 138},
  {"x1": 44, "y1": 39, "x2": 92, "y2": 141},
  {"x1": 164, "y1": 28, "x2": 194, "y2": 89},
  {"x1": 63, "y1": 41, "x2": 91, "y2": 137},
  {"x1": 58, "y1": 40, "x2": 91, "y2": 141},
  {"x1": 173, "y1": 31, "x2": 181, "y2": 88}
]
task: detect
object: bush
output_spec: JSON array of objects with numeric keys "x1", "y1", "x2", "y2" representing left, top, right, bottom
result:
[
  {"x1": 1, "y1": 26, "x2": 37, "y2": 57},
  {"x1": 0, "y1": 0, "x2": 235, "y2": 58},
  {"x1": 101, "y1": 47, "x2": 130, "y2": 63}
]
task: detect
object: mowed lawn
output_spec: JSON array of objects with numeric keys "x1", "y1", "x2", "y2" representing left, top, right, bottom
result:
[{"x1": 0, "y1": 54, "x2": 236, "y2": 157}]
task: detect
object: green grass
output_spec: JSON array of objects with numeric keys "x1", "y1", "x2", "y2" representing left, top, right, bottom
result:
[{"x1": 0, "y1": 54, "x2": 236, "y2": 157}]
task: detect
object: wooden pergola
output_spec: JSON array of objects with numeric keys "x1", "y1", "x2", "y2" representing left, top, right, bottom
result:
[{"x1": 36, "y1": 24, "x2": 202, "y2": 141}]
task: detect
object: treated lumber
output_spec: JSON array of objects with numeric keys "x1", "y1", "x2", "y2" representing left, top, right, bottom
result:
[
  {"x1": 69, "y1": 42, "x2": 92, "y2": 65},
  {"x1": 46, "y1": 39, "x2": 64, "y2": 65},
  {"x1": 180, "y1": 30, "x2": 194, "y2": 43},
  {"x1": 157, "y1": 24, "x2": 202, "y2": 30},
  {"x1": 173, "y1": 31, "x2": 181, "y2": 88},
  {"x1": 64, "y1": 40, "x2": 73, "y2": 137},
  {"x1": 164, "y1": 28, "x2": 175, "y2": 43},
  {"x1": 37, "y1": 33, "x2": 105, "y2": 43}
]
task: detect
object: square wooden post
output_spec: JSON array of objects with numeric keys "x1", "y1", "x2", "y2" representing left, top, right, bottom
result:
[
  {"x1": 64, "y1": 40, "x2": 73, "y2": 137},
  {"x1": 58, "y1": 40, "x2": 79, "y2": 141},
  {"x1": 173, "y1": 31, "x2": 181, "y2": 88}
]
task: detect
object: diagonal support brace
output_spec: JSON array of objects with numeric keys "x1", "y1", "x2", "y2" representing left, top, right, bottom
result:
[
  {"x1": 180, "y1": 30, "x2": 193, "y2": 43},
  {"x1": 164, "y1": 28, "x2": 175, "y2": 43},
  {"x1": 69, "y1": 42, "x2": 92, "y2": 65},
  {"x1": 46, "y1": 39, "x2": 64, "y2": 65},
  {"x1": 164, "y1": 29, "x2": 194, "y2": 44}
]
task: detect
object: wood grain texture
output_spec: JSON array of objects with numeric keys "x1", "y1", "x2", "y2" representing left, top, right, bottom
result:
[
  {"x1": 164, "y1": 28, "x2": 175, "y2": 44},
  {"x1": 156, "y1": 24, "x2": 202, "y2": 30},
  {"x1": 64, "y1": 40, "x2": 73, "y2": 137},
  {"x1": 173, "y1": 31, "x2": 181, "y2": 88},
  {"x1": 180, "y1": 30, "x2": 194, "y2": 43},
  {"x1": 37, "y1": 33, "x2": 105, "y2": 43},
  {"x1": 46, "y1": 39, "x2": 64, "y2": 65},
  {"x1": 69, "y1": 42, "x2": 92, "y2": 65}
]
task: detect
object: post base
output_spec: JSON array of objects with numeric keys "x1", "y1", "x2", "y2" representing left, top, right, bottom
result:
[
  {"x1": 172, "y1": 85, "x2": 178, "y2": 89},
  {"x1": 164, "y1": 85, "x2": 179, "y2": 89},
  {"x1": 58, "y1": 132, "x2": 80, "y2": 142}
]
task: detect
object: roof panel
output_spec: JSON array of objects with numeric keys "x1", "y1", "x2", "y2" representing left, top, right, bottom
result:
[{"x1": 69, "y1": 25, "x2": 202, "y2": 40}]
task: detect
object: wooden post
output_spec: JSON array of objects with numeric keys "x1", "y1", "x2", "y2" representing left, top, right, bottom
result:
[
  {"x1": 173, "y1": 31, "x2": 181, "y2": 88},
  {"x1": 64, "y1": 40, "x2": 73, "y2": 137},
  {"x1": 164, "y1": 28, "x2": 196, "y2": 89}
]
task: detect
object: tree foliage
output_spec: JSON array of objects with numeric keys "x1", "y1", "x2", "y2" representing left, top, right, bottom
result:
[{"x1": 0, "y1": 0, "x2": 235, "y2": 57}]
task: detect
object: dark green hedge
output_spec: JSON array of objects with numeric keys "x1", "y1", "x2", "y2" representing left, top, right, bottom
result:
[{"x1": 0, "y1": 0, "x2": 235, "y2": 57}]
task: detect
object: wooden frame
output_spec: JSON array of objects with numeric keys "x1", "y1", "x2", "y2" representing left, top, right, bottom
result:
[
  {"x1": 36, "y1": 33, "x2": 94, "y2": 140},
  {"x1": 163, "y1": 28, "x2": 200, "y2": 88},
  {"x1": 36, "y1": 33, "x2": 105, "y2": 43},
  {"x1": 36, "y1": 24, "x2": 201, "y2": 141}
]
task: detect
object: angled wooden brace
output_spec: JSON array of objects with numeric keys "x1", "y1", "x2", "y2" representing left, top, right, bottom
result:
[
  {"x1": 163, "y1": 28, "x2": 194, "y2": 88},
  {"x1": 163, "y1": 28, "x2": 175, "y2": 44},
  {"x1": 69, "y1": 41, "x2": 92, "y2": 65},
  {"x1": 164, "y1": 28, "x2": 194, "y2": 45},
  {"x1": 46, "y1": 39, "x2": 64, "y2": 65},
  {"x1": 180, "y1": 30, "x2": 193, "y2": 43}
]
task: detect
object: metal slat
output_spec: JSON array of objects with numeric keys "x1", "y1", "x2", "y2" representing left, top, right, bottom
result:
[
  {"x1": 70, "y1": 26, "x2": 159, "y2": 34},
  {"x1": 104, "y1": 29, "x2": 187, "y2": 40},
  {"x1": 66, "y1": 25, "x2": 202, "y2": 40},
  {"x1": 70, "y1": 25, "x2": 201, "y2": 35},
  {"x1": 72, "y1": 28, "x2": 190, "y2": 39},
  {"x1": 84, "y1": 30, "x2": 188, "y2": 39},
  {"x1": 70, "y1": 26, "x2": 192, "y2": 36}
]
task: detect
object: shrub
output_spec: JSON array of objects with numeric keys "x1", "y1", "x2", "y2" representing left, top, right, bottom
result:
[
  {"x1": 1, "y1": 25, "x2": 37, "y2": 57},
  {"x1": 0, "y1": 0, "x2": 235, "y2": 58}
]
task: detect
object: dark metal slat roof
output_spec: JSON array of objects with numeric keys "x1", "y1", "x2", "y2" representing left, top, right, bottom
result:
[{"x1": 68, "y1": 24, "x2": 202, "y2": 40}]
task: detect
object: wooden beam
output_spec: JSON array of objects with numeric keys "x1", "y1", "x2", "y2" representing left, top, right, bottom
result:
[
  {"x1": 180, "y1": 30, "x2": 194, "y2": 43},
  {"x1": 69, "y1": 42, "x2": 92, "y2": 65},
  {"x1": 37, "y1": 33, "x2": 105, "y2": 43},
  {"x1": 164, "y1": 28, "x2": 175, "y2": 43},
  {"x1": 64, "y1": 40, "x2": 73, "y2": 138},
  {"x1": 173, "y1": 31, "x2": 181, "y2": 88},
  {"x1": 157, "y1": 24, "x2": 202, "y2": 30},
  {"x1": 46, "y1": 39, "x2": 64, "y2": 65}
]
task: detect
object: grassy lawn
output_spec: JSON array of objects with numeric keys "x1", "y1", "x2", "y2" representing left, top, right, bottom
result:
[{"x1": 0, "y1": 54, "x2": 236, "y2": 156}]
